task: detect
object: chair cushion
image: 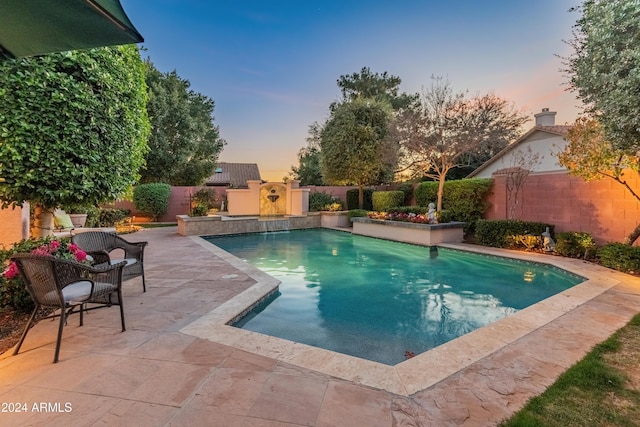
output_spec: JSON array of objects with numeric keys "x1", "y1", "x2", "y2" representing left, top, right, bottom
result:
[
  {"x1": 111, "y1": 258, "x2": 137, "y2": 267},
  {"x1": 43, "y1": 280, "x2": 93, "y2": 305},
  {"x1": 54, "y1": 213, "x2": 75, "y2": 230}
]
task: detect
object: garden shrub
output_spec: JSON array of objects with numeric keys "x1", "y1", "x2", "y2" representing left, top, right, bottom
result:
[
  {"x1": 598, "y1": 243, "x2": 640, "y2": 273},
  {"x1": 476, "y1": 219, "x2": 553, "y2": 248},
  {"x1": 555, "y1": 232, "x2": 598, "y2": 259},
  {"x1": 309, "y1": 191, "x2": 342, "y2": 212},
  {"x1": 347, "y1": 209, "x2": 369, "y2": 222},
  {"x1": 372, "y1": 191, "x2": 404, "y2": 211},
  {"x1": 98, "y1": 208, "x2": 131, "y2": 227},
  {"x1": 133, "y1": 183, "x2": 171, "y2": 221},
  {"x1": 346, "y1": 188, "x2": 374, "y2": 210},
  {"x1": 436, "y1": 209, "x2": 453, "y2": 224},
  {"x1": 397, "y1": 182, "x2": 414, "y2": 206},
  {"x1": 414, "y1": 179, "x2": 492, "y2": 232},
  {"x1": 390, "y1": 206, "x2": 428, "y2": 215}
]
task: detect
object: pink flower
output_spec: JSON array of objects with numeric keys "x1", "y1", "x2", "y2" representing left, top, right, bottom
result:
[
  {"x1": 49, "y1": 240, "x2": 60, "y2": 250},
  {"x1": 31, "y1": 245, "x2": 52, "y2": 256},
  {"x1": 3, "y1": 262, "x2": 19, "y2": 280},
  {"x1": 73, "y1": 250, "x2": 87, "y2": 262},
  {"x1": 68, "y1": 243, "x2": 79, "y2": 253}
]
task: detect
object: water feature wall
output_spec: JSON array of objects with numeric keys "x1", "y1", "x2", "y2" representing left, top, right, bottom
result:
[{"x1": 226, "y1": 180, "x2": 309, "y2": 217}]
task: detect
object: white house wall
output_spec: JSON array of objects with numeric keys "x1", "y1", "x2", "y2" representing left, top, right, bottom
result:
[{"x1": 472, "y1": 131, "x2": 567, "y2": 179}]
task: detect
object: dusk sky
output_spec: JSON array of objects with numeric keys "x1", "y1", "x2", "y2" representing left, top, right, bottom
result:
[{"x1": 124, "y1": 0, "x2": 583, "y2": 181}]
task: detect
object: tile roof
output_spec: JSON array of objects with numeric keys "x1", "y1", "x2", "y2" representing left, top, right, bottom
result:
[
  {"x1": 205, "y1": 162, "x2": 262, "y2": 187},
  {"x1": 536, "y1": 125, "x2": 571, "y2": 136}
]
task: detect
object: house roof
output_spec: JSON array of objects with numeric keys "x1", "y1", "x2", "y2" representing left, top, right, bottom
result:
[
  {"x1": 467, "y1": 125, "x2": 572, "y2": 178},
  {"x1": 205, "y1": 162, "x2": 262, "y2": 187}
]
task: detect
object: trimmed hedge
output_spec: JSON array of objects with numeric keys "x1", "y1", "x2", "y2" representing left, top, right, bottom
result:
[
  {"x1": 133, "y1": 183, "x2": 171, "y2": 221},
  {"x1": 555, "y1": 232, "x2": 597, "y2": 260},
  {"x1": 98, "y1": 208, "x2": 131, "y2": 227},
  {"x1": 309, "y1": 191, "x2": 342, "y2": 212},
  {"x1": 598, "y1": 243, "x2": 640, "y2": 273},
  {"x1": 414, "y1": 179, "x2": 493, "y2": 231},
  {"x1": 346, "y1": 188, "x2": 374, "y2": 210},
  {"x1": 476, "y1": 219, "x2": 553, "y2": 248},
  {"x1": 372, "y1": 191, "x2": 404, "y2": 211}
]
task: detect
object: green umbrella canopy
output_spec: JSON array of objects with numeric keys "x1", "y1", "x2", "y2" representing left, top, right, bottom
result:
[{"x1": 0, "y1": 0, "x2": 143, "y2": 60}]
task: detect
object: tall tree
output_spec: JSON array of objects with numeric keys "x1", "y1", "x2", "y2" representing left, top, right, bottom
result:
[
  {"x1": 396, "y1": 78, "x2": 527, "y2": 210},
  {"x1": 336, "y1": 66, "x2": 418, "y2": 110},
  {"x1": 289, "y1": 122, "x2": 324, "y2": 185},
  {"x1": 142, "y1": 60, "x2": 225, "y2": 185},
  {"x1": 320, "y1": 98, "x2": 395, "y2": 208},
  {"x1": 558, "y1": 116, "x2": 640, "y2": 243},
  {"x1": 0, "y1": 46, "x2": 150, "y2": 236},
  {"x1": 565, "y1": 0, "x2": 640, "y2": 151}
]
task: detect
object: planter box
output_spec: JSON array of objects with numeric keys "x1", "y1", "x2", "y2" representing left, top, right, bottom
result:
[
  {"x1": 320, "y1": 211, "x2": 350, "y2": 228},
  {"x1": 351, "y1": 217, "x2": 465, "y2": 246}
]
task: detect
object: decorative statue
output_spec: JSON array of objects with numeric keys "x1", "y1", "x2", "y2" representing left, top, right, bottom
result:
[
  {"x1": 427, "y1": 202, "x2": 436, "y2": 223},
  {"x1": 542, "y1": 227, "x2": 556, "y2": 252}
]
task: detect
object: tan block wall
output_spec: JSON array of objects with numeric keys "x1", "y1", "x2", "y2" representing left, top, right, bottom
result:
[{"x1": 485, "y1": 170, "x2": 640, "y2": 245}]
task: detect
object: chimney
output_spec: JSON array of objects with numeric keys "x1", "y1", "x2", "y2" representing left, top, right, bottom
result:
[{"x1": 534, "y1": 108, "x2": 556, "y2": 126}]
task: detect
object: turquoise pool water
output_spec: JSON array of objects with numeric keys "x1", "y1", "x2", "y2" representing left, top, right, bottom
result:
[{"x1": 205, "y1": 229, "x2": 584, "y2": 365}]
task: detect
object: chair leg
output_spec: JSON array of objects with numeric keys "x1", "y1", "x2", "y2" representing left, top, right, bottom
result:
[
  {"x1": 13, "y1": 307, "x2": 38, "y2": 356},
  {"x1": 53, "y1": 308, "x2": 67, "y2": 363},
  {"x1": 141, "y1": 269, "x2": 146, "y2": 292},
  {"x1": 118, "y1": 289, "x2": 126, "y2": 332}
]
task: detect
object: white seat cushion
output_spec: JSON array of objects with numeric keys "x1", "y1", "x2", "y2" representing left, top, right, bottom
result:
[{"x1": 43, "y1": 281, "x2": 93, "y2": 305}]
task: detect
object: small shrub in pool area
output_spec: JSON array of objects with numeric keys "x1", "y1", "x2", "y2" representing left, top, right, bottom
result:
[
  {"x1": 555, "y1": 232, "x2": 598, "y2": 260},
  {"x1": 598, "y1": 243, "x2": 640, "y2": 273},
  {"x1": 347, "y1": 209, "x2": 369, "y2": 222},
  {"x1": 309, "y1": 191, "x2": 343, "y2": 212},
  {"x1": 476, "y1": 219, "x2": 553, "y2": 249},
  {"x1": 368, "y1": 211, "x2": 434, "y2": 224}
]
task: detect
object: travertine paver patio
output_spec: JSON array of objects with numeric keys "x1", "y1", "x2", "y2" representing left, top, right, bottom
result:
[{"x1": 1, "y1": 226, "x2": 640, "y2": 426}]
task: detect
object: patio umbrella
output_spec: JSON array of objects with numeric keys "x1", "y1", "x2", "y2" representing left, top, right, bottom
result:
[{"x1": 0, "y1": 0, "x2": 143, "y2": 61}]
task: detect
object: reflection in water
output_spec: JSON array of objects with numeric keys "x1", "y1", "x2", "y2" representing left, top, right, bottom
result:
[{"x1": 207, "y1": 230, "x2": 583, "y2": 365}]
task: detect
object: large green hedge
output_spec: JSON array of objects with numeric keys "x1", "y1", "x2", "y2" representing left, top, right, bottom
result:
[
  {"x1": 414, "y1": 179, "x2": 493, "y2": 231},
  {"x1": 372, "y1": 191, "x2": 404, "y2": 211},
  {"x1": 133, "y1": 183, "x2": 171, "y2": 221}
]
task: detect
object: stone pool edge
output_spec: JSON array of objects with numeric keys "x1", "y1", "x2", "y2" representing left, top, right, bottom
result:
[{"x1": 181, "y1": 236, "x2": 623, "y2": 397}]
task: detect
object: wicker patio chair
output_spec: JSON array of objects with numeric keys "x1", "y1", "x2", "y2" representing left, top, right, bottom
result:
[
  {"x1": 72, "y1": 231, "x2": 148, "y2": 292},
  {"x1": 10, "y1": 253, "x2": 126, "y2": 363}
]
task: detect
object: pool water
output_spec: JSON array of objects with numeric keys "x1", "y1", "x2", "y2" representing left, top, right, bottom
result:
[{"x1": 205, "y1": 229, "x2": 583, "y2": 365}]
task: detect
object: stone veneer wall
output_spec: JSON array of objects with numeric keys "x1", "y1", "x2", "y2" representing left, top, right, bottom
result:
[{"x1": 177, "y1": 214, "x2": 321, "y2": 236}]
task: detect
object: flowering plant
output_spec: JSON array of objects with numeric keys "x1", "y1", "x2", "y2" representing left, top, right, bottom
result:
[
  {"x1": 367, "y1": 211, "x2": 436, "y2": 224},
  {"x1": 2, "y1": 239, "x2": 89, "y2": 280}
]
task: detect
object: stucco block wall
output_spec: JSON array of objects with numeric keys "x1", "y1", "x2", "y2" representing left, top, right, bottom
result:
[
  {"x1": 486, "y1": 171, "x2": 640, "y2": 244},
  {"x1": 0, "y1": 205, "x2": 25, "y2": 248}
]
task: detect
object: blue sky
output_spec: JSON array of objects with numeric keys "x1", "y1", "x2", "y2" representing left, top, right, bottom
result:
[{"x1": 123, "y1": 0, "x2": 582, "y2": 181}]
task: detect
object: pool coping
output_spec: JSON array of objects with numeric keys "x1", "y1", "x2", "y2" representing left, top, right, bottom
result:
[{"x1": 181, "y1": 235, "x2": 622, "y2": 396}]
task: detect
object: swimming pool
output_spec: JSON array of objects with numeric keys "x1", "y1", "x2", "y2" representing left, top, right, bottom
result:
[{"x1": 205, "y1": 229, "x2": 584, "y2": 365}]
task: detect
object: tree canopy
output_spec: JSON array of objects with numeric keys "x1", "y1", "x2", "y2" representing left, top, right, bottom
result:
[
  {"x1": 396, "y1": 78, "x2": 527, "y2": 210},
  {"x1": 565, "y1": 0, "x2": 640, "y2": 151},
  {"x1": 141, "y1": 60, "x2": 225, "y2": 185},
  {"x1": 0, "y1": 45, "x2": 150, "y2": 211},
  {"x1": 289, "y1": 122, "x2": 324, "y2": 185},
  {"x1": 320, "y1": 98, "x2": 395, "y2": 208},
  {"x1": 336, "y1": 66, "x2": 418, "y2": 110}
]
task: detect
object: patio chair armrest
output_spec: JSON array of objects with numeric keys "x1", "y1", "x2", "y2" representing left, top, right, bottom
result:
[
  {"x1": 117, "y1": 239, "x2": 148, "y2": 259},
  {"x1": 86, "y1": 250, "x2": 111, "y2": 265},
  {"x1": 82, "y1": 260, "x2": 127, "y2": 292}
]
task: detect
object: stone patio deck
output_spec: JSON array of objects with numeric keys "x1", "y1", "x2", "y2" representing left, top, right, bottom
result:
[{"x1": 1, "y1": 226, "x2": 640, "y2": 426}]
